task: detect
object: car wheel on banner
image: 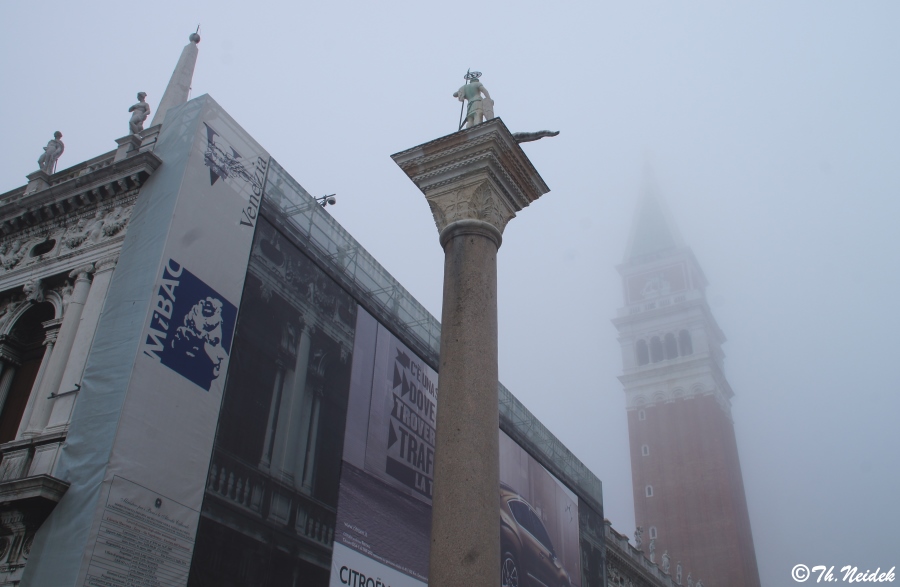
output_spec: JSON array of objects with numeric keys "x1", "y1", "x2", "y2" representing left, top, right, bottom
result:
[{"x1": 501, "y1": 551, "x2": 519, "y2": 587}]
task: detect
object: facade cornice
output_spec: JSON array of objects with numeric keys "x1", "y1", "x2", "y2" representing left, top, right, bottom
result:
[{"x1": 0, "y1": 150, "x2": 160, "y2": 235}]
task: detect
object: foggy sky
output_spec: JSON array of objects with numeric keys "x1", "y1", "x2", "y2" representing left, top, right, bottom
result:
[{"x1": 2, "y1": 2, "x2": 899, "y2": 585}]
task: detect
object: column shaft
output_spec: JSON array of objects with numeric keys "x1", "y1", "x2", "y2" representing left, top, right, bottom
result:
[
  {"x1": 24, "y1": 269, "x2": 92, "y2": 435},
  {"x1": 47, "y1": 260, "x2": 116, "y2": 431},
  {"x1": 429, "y1": 222, "x2": 501, "y2": 587},
  {"x1": 300, "y1": 393, "x2": 321, "y2": 492},
  {"x1": 259, "y1": 364, "x2": 286, "y2": 469},
  {"x1": 0, "y1": 364, "x2": 13, "y2": 414},
  {"x1": 17, "y1": 339, "x2": 54, "y2": 439},
  {"x1": 270, "y1": 325, "x2": 312, "y2": 486}
]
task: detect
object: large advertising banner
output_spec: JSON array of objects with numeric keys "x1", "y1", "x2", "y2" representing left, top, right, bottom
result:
[
  {"x1": 333, "y1": 309, "x2": 581, "y2": 587},
  {"x1": 499, "y1": 433, "x2": 582, "y2": 587},
  {"x1": 76, "y1": 97, "x2": 268, "y2": 587},
  {"x1": 334, "y1": 309, "x2": 433, "y2": 586}
]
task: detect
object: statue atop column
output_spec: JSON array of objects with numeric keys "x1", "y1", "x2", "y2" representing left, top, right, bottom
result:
[
  {"x1": 453, "y1": 71, "x2": 493, "y2": 129},
  {"x1": 129, "y1": 92, "x2": 151, "y2": 135},
  {"x1": 37, "y1": 131, "x2": 64, "y2": 174}
]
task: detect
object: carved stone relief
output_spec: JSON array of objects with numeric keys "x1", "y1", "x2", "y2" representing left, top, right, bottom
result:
[
  {"x1": 425, "y1": 180, "x2": 514, "y2": 234},
  {"x1": 22, "y1": 279, "x2": 43, "y2": 303},
  {"x1": 0, "y1": 203, "x2": 134, "y2": 274},
  {"x1": 0, "y1": 241, "x2": 26, "y2": 271}
]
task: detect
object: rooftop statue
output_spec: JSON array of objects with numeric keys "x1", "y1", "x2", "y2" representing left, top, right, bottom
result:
[
  {"x1": 129, "y1": 92, "x2": 151, "y2": 135},
  {"x1": 37, "y1": 131, "x2": 64, "y2": 174},
  {"x1": 453, "y1": 71, "x2": 493, "y2": 129}
]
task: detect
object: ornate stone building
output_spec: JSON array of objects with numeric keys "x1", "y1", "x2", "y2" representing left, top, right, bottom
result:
[
  {"x1": 612, "y1": 184, "x2": 761, "y2": 587},
  {"x1": 0, "y1": 123, "x2": 160, "y2": 585}
]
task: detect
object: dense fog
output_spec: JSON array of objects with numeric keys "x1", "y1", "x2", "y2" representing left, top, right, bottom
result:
[{"x1": 2, "y1": 2, "x2": 898, "y2": 584}]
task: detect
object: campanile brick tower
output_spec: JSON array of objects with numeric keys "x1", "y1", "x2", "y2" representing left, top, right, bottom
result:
[{"x1": 613, "y1": 184, "x2": 761, "y2": 587}]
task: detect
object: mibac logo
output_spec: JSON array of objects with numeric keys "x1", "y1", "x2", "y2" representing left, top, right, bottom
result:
[
  {"x1": 202, "y1": 122, "x2": 267, "y2": 228},
  {"x1": 142, "y1": 259, "x2": 238, "y2": 391}
]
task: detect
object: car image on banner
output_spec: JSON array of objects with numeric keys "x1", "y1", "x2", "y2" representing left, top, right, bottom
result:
[{"x1": 500, "y1": 483, "x2": 572, "y2": 587}]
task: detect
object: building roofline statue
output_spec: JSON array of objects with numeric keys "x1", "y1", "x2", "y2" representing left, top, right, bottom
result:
[
  {"x1": 129, "y1": 92, "x2": 151, "y2": 135},
  {"x1": 37, "y1": 131, "x2": 64, "y2": 174}
]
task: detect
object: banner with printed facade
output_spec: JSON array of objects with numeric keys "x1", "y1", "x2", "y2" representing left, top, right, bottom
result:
[{"x1": 333, "y1": 309, "x2": 581, "y2": 587}]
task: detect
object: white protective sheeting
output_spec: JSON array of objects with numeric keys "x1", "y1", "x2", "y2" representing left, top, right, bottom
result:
[{"x1": 24, "y1": 95, "x2": 269, "y2": 587}]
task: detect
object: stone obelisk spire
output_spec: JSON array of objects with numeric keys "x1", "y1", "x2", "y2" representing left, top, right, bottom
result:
[
  {"x1": 392, "y1": 116, "x2": 550, "y2": 587},
  {"x1": 150, "y1": 31, "x2": 201, "y2": 128}
]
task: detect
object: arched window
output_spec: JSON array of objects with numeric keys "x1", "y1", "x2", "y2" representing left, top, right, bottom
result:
[
  {"x1": 642, "y1": 445, "x2": 649, "y2": 456},
  {"x1": 645, "y1": 485, "x2": 653, "y2": 497},
  {"x1": 649, "y1": 526, "x2": 658, "y2": 539},
  {"x1": 636, "y1": 340, "x2": 649, "y2": 366},
  {"x1": 0, "y1": 302, "x2": 55, "y2": 443},
  {"x1": 679, "y1": 329, "x2": 693, "y2": 356},
  {"x1": 638, "y1": 409, "x2": 646, "y2": 421},
  {"x1": 649, "y1": 337, "x2": 663, "y2": 363},
  {"x1": 664, "y1": 333, "x2": 678, "y2": 359}
]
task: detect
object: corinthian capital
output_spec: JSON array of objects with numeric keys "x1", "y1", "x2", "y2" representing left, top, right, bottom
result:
[
  {"x1": 391, "y1": 118, "x2": 550, "y2": 248},
  {"x1": 426, "y1": 181, "x2": 514, "y2": 236}
]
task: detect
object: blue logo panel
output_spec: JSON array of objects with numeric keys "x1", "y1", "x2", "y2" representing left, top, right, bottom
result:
[{"x1": 143, "y1": 259, "x2": 237, "y2": 391}]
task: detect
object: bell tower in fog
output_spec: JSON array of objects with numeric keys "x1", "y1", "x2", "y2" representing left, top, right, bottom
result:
[{"x1": 612, "y1": 182, "x2": 761, "y2": 587}]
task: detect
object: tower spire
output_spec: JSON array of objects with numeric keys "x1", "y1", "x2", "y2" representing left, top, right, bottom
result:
[
  {"x1": 623, "y1": 168, "x2": 684, "y2": 262},
  {"x1": 150, "y1": 29, "x2": 201, "y2": 128}
]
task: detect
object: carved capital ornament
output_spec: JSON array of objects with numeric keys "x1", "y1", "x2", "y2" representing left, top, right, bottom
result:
[{"x1": 392, "y1": 118, "x2": 550, "y2": 249}]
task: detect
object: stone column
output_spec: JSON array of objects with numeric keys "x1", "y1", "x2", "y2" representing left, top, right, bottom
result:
[
  {"x1": 46, "y1": 256, "x2": 117, "y2": 432},
  {"x1": 269, "y1": 323, "x2": 312, "y2": 487},
  {"x1": 0, "y1": 364, "x2": 17, "y2": 415},
  {"x1": 0, "y1": 341, "x2": 21, "y2": 414},
  {"x1": 392, "y1": 118, "x2": 550, "y2": 587},
  {"x1": 23, "y1": 264, "x2": 93, "y2": 436},
  {"x1": 16, "y1": 329, "x2": 57, "y2": 439},
  {"x1": 299, "y1": 386, "x2": 321, "y2": 492},
  {"x1": 259, "y1": 361, "x2": 286, "y2": 470}
]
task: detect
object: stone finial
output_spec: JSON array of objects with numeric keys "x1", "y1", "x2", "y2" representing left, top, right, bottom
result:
[
  {"x1": 453, "y1": 71, "x2": 494, "y2": 129},
  {"x1": 128, "y1": 92, "x2": 151, "y2": 135},
  {"x1": 150, "y1": 31, "x2": 201, "y2": 128},
  {"x1": 37, "y1": 131, "x2": 64, "y2": 174}
]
